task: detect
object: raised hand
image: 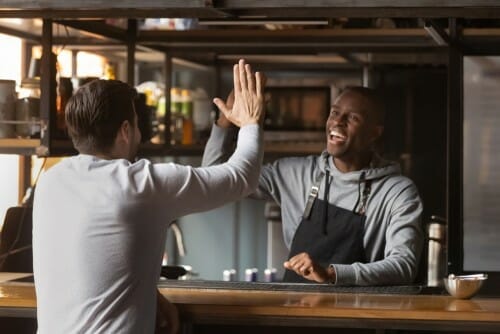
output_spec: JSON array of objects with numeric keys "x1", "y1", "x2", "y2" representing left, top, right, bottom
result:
[{"x1": 213, "y1": 59, "x2": 265, "y2": 127}]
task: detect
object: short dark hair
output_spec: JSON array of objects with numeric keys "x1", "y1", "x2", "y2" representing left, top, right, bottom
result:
[
  {"x1": 340, "y1": 86, "x2": 385, "y2": 125},
  {"x1": 65, "y1": 79, "x2": 137, "y2": 154}
]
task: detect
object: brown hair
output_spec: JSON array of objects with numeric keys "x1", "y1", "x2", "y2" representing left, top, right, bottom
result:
[
  {"x1": 340, "y1": 86, "x2": 385, "y2": 125},
  {"x1": 65, "y1": 79, "x2": 137, "y2": 154}
]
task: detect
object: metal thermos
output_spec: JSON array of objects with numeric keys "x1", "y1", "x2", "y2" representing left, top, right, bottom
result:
[{"x1": 427, "y1": 216, "x2": 447, "y2": 287}]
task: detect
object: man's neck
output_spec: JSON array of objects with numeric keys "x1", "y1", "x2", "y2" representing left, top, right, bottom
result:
[
  {"x1": 80, "y1": 149, "x2": 121, "y2": 161},
  {"x1": 332, "y1": 153, "x2": 373, "y2": 173}
]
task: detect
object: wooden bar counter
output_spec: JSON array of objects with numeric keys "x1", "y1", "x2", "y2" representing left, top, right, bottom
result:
[{"x1": 1, "y1": 274, "x2": 499, "y2": 333}]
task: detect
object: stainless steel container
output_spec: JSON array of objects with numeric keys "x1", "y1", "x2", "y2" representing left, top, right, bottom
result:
[{"x1": 427, "y1": 216, "x2": 447, "y2": 287}]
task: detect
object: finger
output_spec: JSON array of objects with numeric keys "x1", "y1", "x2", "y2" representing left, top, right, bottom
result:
[
  {"x1": 239, "y1": 59, "x2": 247, "y2": 91},
  {"x1": 301, "y1": 266, "x2": 311, "y2": 276},
  {"x1": 213, "y1": 98, "x2": 230, "y2": 116},
  {"x1": 214, "y1": 98, "x2": 240, "y2": 127},
  {"x1": 226, "y1": 90, "x2": 235, "y2": 108},
  {"x1": 233, "y1": 64, "x2": 241, "y2": 93},
  {"x1": 256, "y1": 72, "x2": 263, "y2": 98},
  {"x1": 246, "y1": 64, "x2": 255, "y2": 92}
]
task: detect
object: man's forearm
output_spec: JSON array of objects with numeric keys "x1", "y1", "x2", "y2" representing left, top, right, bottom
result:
[{"x1": 201, "y1": 124, "x2": 238, "y2": 167}]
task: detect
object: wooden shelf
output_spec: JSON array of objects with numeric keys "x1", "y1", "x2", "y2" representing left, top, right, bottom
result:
[
  {"x1": 1, "y1": 1, "x2": 500, "y2": 19},
  {"x1": 0, "y1": 138, "x2": 42, "y2": 155}
]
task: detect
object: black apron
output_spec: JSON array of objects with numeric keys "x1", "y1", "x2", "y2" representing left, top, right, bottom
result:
[{"x1": 283, "y1": 164, "x2": 372, "y2": 283}]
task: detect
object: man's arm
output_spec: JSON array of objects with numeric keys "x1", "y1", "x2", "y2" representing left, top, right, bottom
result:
[
  {"x1": 334, "y1": 184, "x2": 423, "y2": 286},
  {"x1": 152, "y1": 60, "x2": 267, "y2": 219}
]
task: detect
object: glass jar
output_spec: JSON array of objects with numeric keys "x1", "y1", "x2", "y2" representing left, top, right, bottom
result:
[{"x1": 16, "y1": 78, "x2": 41, "y2": 138}]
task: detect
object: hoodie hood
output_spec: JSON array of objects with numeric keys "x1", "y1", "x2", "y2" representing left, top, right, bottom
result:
[{"x1": 318, "y1": 150, "x2": 401, "y2": 182}]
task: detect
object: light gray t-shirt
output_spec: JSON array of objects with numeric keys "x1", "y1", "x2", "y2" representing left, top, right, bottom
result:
[{"x1": 33, "y1": 124, "x2": 262, "y2": 334}]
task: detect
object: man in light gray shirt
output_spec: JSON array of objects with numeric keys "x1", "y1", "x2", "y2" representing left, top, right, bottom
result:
[{"x1": 33, "y1": 60, "x2": 265, "y2": 333}]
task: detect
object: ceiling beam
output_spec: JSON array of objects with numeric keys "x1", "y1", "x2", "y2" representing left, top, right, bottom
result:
[
  {"x1": 0, "y1": 23, "x2": 40, "y2": 42},
  {"x1": 1, "y1": 1, "x2": 500, "y2": 18}
]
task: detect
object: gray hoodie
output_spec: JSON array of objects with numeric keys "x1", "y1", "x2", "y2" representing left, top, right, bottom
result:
[{"x1": 203, "y1": 125, "x2": 423, "y2": 286}]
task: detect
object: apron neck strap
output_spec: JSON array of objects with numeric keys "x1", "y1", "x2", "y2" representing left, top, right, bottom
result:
[{"x1": 352, "y1": 171, "x2": 372, "y2": 215}]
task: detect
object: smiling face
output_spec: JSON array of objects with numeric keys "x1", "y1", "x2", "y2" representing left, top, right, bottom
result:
[{"x1": 326, "y1": 89, "x2": 384, "y2": 171}]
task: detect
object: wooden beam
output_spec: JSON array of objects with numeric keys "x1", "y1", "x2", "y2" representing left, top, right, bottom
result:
[
  {"x1": 0, "y1": 24, "x2": 40, "y2": 42},
  {"x1": 2, "y1": 1, "x2": 500, "y2": 18},
  {"x1": 55, "y1": 20, "x2": 127, "y2": 42}
]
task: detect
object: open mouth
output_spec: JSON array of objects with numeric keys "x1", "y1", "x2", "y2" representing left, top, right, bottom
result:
[{"x1": 329, "y1": 129, "x2": 347, "y2": 142}]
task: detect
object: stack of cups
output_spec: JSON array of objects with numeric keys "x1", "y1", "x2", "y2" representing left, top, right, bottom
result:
[
  {"x1": 264, "y1": 268, "x2": 277, "y2": 282},
  {"x1": 244, "y1": 268, "x2": 258, "y2": 282},
  {"x1": 222, "y1": 269, "x2": 237, "y2": 282}
]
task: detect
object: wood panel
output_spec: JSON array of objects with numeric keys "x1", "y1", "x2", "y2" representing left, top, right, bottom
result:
[{"x1": 2, "y1": 276, "x2": 500, "y2": 332}]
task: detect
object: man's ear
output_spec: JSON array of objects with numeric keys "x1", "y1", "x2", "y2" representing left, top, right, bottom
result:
[{"x1": 118, "y1": 120, "x2": 130, "y2": 144}]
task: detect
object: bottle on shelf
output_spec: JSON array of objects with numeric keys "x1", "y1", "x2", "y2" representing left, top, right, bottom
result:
[
  {"x1": 170, "y1": 87, "x2": 183, "y2": 145},
  {"x1": 56, "y1": 77, "x2": 73, "y2": 137},
  {"x1": 181, "y1": 89, "x2": 193, "y2": 145},
  {"x1": 103, "y1": 62, "x2": 116, "y2": 80},
  {"x1": 192, "y1": 88, "x2": 213, "y2": 144}
]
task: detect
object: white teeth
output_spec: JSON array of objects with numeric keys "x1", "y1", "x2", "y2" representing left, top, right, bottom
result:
[{"x1": 329, "y1": 130, "x2": 346, "y2": 139}]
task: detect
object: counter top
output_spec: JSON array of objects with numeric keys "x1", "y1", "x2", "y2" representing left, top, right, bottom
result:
[{"x1": 1, "y1": 273, "x2": 499, "y2": 332}]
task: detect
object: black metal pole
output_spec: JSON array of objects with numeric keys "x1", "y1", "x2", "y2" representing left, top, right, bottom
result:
[{"x1": 446, "y1": 18, "x2": 464, "y2": 275}]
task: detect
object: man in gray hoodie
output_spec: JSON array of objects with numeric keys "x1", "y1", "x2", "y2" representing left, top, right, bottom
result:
[{"x1": 203, "y1": 86, "x2": 423, "y2": 286}]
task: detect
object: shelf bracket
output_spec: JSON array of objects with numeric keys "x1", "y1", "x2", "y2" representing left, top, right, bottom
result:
[{"x1": 424, "y1": 20, "x2": 450, "y2": 46}]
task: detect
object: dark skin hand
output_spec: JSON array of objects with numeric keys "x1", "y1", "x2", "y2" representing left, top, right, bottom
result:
[{"x1": 284, "y1": 252, "x2": 336, "y2": 283}]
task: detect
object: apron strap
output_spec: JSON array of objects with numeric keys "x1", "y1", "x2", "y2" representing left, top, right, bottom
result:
[
  {"x1": 302, "y1": 183, "x2": 320, "y2": 220},
  {"x1": 302, "y1": 156, "x2": 329, "y2": 220},
  {"x1": 352, "y1": 171, "x2": 373, "y2": 215},
  {"x1": 322, "y1": 169, "x2": 331, "y2": 234}
]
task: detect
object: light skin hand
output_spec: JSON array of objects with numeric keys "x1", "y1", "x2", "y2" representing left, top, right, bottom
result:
[
  {"x1": 213, "y1": 59, "x2": 265, "y2": 128},
  {"x1": 283, "y1": 252, "x2": 336, "y2": 283}
]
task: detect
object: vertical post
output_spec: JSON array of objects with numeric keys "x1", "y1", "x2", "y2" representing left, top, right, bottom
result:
[
  {"x1": 71, "y1": 50, "x2": 78, "y2": 78},
  {"x1": 126, "y1": 19, "x2": 137, "y2": 86},
  {"x1": 164, "y1": 54, "x2": 172, "y2": 147},
  {"x1": 39, "y1": 19, "x2": 56, "y2": 156},
  {"x1": 447, "y1": 18, "x2": 464, "y2": 275},
  {"x1": 18, "y1": 156, "x2": 32, "y2": 205}
]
